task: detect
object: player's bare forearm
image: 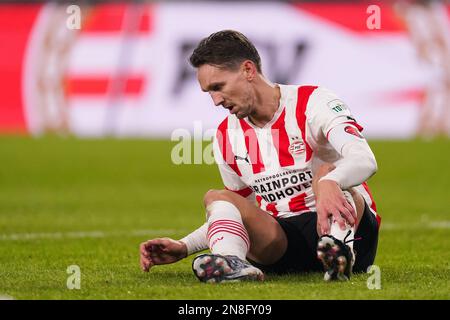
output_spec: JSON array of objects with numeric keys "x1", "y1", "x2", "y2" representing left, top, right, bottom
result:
[{"x1": 312, "y1": 163, "x2": 336, "y2": 198}]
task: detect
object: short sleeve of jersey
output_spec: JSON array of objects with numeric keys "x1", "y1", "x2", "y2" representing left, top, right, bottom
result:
[
  {"x1": 212, "y1": 132, "x2": 249, "y2": 192},
  {"x1": 305, "y1": 87, "x2": 361, "y2": 140}
]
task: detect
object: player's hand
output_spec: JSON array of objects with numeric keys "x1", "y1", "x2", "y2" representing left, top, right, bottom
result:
[
  {"x1": 315, "y1": 179, "x2": 357, "y2": 235},
  {"x1": 139, "y1": 237, "x2": 188, "y2": 272}
]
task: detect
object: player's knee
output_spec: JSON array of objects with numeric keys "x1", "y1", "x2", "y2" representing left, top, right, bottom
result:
[
  {"x1": 203, "y1": 189, "x2": 219, "y2": 207},
  {"x1": 203, "y1": 189, "x2": 234, "y2": 208}
]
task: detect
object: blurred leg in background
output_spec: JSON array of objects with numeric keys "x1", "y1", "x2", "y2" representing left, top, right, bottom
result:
[
  {"x1": 35, "y1": 2, "x2": 90, "y2": 135},
  {"x1": 396, "y1": 0, "x2": 450, "y2": 138}
]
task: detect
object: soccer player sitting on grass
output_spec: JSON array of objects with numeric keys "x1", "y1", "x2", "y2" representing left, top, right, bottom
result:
[{"x1": 139, "y1": 30, "x2": 381, "y2": 283}]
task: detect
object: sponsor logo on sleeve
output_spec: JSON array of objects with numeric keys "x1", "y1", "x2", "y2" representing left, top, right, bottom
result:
[
  {"x1": 327, "y1": 99, "x2": 348, "y2": 113},
  {"x1": 344, "y1": 125, "x2": 363, "y2": 138}
]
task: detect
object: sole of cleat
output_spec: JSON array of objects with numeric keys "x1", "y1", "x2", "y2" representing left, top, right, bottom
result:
[
  {"x1": 192, "y1": 254, "x2": 264, "y2": 283},
  {"x1": 317, "y1": 236, "x2": 351, "y2": 281}
]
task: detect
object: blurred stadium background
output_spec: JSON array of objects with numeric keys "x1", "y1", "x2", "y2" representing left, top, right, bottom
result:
[{"x1": 0, "y1": 0, "x2": 449, "y2": 299}]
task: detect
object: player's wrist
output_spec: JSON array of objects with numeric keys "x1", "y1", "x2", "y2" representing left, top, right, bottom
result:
[
  {"x1": 318, "y1": 176, "x2": 341, "y2": 188},
  {"x1": 316, "y1": 178, "x2": 341, "y2": 200},
  {"x1": 178, "y1": 240, "x2": 189, "y2": 258}
]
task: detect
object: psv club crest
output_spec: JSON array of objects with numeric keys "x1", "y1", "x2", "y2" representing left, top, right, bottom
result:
[{"x1": 289, "y1": 138, "x2": 305, "y2": 155}]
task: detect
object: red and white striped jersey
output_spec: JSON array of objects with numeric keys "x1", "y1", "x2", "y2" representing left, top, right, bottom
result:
[{"x1": 213, "y1": 84, "x2": 379, "y2": 220}]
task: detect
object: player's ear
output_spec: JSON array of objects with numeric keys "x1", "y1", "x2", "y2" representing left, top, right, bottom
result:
[{"x1": 242, "y1": 60, "x2": 256, "y2": 81}]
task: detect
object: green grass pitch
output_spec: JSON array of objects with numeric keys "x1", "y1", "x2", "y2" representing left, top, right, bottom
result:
[{"x1": 0, "y1": 137, "x2": 449, "y2": 299}]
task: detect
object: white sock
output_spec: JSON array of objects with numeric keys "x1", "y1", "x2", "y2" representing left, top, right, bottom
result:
[
  {"x1": 206, "y1": 200, "x2": 250, "y2": 260},
  {"x1": 329, "y1": 220, "x2": 354, "y2": 250},
  {"x1": 179, "y1": 222, "x2": 209, "y2": 256}
]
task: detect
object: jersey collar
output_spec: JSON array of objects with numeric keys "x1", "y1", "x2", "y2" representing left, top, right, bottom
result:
[{"x1": 243, "y1": 84, "x2": 286, "y2": 130}]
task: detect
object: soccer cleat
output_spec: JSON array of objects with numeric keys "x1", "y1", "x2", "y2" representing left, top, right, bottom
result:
[
  {"x1": 192, "y1": 253, "x2": 264, "y2": 283},
  {"x1": 317, "y1": 232, "x2": 355, "y2": 281}
]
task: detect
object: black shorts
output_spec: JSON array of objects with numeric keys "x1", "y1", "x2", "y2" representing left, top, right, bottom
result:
[{"x1": 250, "y1": 201, "x2": 380, "y2": 274}]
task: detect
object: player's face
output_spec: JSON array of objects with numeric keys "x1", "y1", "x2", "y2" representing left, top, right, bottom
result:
[{"x1": 197, "y1": 63, "x2": 254, "y2": 119}]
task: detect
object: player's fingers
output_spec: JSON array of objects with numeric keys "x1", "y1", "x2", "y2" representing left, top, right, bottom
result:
[
  {"x1": 146, "y1": 238, "x2": 167, "y2": 250},
  {"x1": 140, "y1": 242, "x2": 150, "y2": 257},
  {"x1": 332, "y1": 210, "x2": 347, "y2": 230},
  {"x1": 140, "y1": 256, "x2": 152, "y2": 272},
  {"x1": 140, "y1": 257, "x2": 147, "y2": 271},
  {"x1": 142, "y1": 240, "x2": 158, "y2": 252},
  {"x1": 339, "y1": 206, "x2": 355, "y2": 226},
  {"x1": 317, "y1": 209, "x2": 330, "y2": 235},
  {"x1": 343, "y1": 199, "x2": 357, "y2": 220}
]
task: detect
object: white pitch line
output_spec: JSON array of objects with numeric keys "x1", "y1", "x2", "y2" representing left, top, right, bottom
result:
[
  {"x1": 380, "y1": 221, "x2": 450, "y2": 231},
  {"x1": 1, "y1": 221, "x2": 449, "y2": 241},
  {"x1": 428, "y1": 221, "x2": 450, "y2": 229},
  {"x1": 0, "y1": 229, "x2": 188, "y2": 241}
]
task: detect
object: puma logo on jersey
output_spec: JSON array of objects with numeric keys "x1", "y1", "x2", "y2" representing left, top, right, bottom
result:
[{"x1": 234, "y1": 153, "x2": 250, "y2": 163}]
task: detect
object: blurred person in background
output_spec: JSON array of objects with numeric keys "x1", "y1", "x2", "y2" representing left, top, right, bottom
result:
[
  {"x1": 35, "y1": 3, "x2": 90, "y2": 135},
  {"x1": 396, "y1": 0, "x2": 450, "y2": 138}
]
